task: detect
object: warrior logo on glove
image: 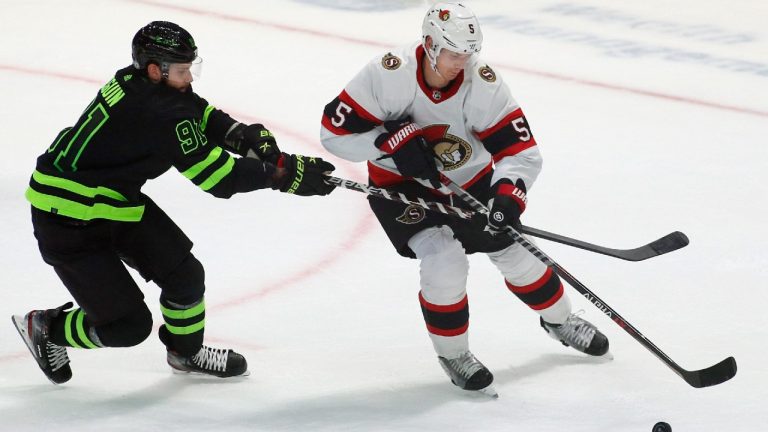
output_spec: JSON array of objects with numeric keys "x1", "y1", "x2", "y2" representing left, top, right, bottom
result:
[{"x1": 487, "y1": 178, "x2": 527, "y2": 233}]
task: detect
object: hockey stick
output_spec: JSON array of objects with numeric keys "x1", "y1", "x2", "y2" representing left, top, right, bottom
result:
[
  {"x1": 438, "y1": 174, "x2": 736, "y2": 388},
  {"x1": 325, "y1": 176, "x2": 688, "y2": 261}
]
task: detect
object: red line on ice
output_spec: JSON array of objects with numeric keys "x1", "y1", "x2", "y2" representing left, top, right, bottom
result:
[
  {"x1": 0, "y1": 64, "x2": 376, "y2": 362},
  {"x1": 124, "y1": 0, "x2": 768, "y2": 118}
]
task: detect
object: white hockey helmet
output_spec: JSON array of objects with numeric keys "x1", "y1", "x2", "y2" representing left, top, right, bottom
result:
[{"x1": 422, "y1": 2, "x2": 483, "y2": 70}]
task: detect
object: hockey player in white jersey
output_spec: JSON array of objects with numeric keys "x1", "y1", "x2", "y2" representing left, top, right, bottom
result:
[{"x1": 321, "y1": 2, "x2": 609, "y2": 395}]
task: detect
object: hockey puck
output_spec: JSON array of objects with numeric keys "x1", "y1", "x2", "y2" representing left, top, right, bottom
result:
[{"x1": 652, "y1": 422, "x2": 671, "y2": 432}]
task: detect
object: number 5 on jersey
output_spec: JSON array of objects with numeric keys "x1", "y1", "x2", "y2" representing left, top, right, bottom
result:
[
  {"x1": 322, "y1": 91, "x2": 382, "y2": 135},
  {"x1": 330, "y1": 101, "x2": 352, "y2": 127},
  {"x1": 511, "y1": 117, "x2": 531, "y2": 141}
]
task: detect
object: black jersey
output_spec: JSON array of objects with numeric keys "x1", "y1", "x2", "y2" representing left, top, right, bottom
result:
[{"x1": 26, "y1": 66, "x2": 274, "y2": 222}]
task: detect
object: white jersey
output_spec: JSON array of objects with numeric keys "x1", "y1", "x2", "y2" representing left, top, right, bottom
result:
[{"x1": 321, "y1": 42, "x2": 542, "y2": 193}]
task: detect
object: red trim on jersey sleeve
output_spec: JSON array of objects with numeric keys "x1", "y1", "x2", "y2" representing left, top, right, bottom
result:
[
  {"x1": 321, "y1": 90, "x2": 383, "y2": 136},
  {"x1": 339, "y1": 90, "x2": 382, "y2": 124},
  {"x1": 462, "y1": 162, "x2": 493, "y2": 189},
  {"x1": 320, "y1": 113, "x2": 347, "y2": 136},
  {"x1": 476, "y1": 109, "x2": 523, "y2": 141},
  {"x1": 476, "y1": 108, "x2": 539, "y2": 161},
  {"x1": 491, "y1": 140, "x2": 537, "y2": 162}
]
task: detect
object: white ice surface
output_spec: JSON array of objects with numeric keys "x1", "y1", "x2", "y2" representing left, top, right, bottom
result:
[{"x1": 1, "y1": 1, "x2": 766, "y2": 431}]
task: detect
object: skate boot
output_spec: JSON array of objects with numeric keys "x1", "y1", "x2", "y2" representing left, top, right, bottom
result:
[
  {"x1": 438, "y1": 351, "x2": 496, "y2": 396},
  {"x1": 166, "y1": 345, "x2": 248, "y2": 378},
  {"x1": 11, "y1": 302, "x2": 74, "y2": 384},
  {"x1": 540, "y1": 312, "x2": 609, "y2": 356}
]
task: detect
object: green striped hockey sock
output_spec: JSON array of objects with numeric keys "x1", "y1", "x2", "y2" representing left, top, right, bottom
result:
[
  {"x1": 159, "y1": 298, "x2": 205, "y2": 356},
  {"x1": 50, "y1": 308, "x2": 102, "y2": 348}
]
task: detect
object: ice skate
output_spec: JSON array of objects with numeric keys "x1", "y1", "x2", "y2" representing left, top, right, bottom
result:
[
  {"x1": 438, "y1": 351, "x2": 497, "y2": 397},
  {"x1": 11, "y1": 302, "x2": 73, "y2": 384},
  {"x1": 166, "y1": 345, "x2": 249, "y2": 378},
  {"x1": 540, "y1": 312, "x2": 610, "y2": 357}
]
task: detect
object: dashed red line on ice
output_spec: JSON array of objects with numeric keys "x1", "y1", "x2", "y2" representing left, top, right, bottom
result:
[{"x1": 125, "y1": 0, "x2": 768, "y2": 119}]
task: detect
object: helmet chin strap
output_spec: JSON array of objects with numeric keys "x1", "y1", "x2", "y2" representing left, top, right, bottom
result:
[
  {"x1": 160, "y1": 62, "x2": 171, "y2": 79},
  {"x1": 424, "y1": 43, "x2": 447, "y2": 80}
]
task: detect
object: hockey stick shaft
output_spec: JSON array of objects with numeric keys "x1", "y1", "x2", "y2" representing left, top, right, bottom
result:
[
  {"x1": 438, "y1": 174, "x2": 736, "y2": 388},
  {"x1": 325, "y1": 176, "x2": 474, "y2": 219},
  {"x1": 325, "y1": 175, "x2": 688, "y2": 261}
]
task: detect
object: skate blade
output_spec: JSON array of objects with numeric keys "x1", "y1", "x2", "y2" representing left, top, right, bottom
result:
[
  {"x1": 11, "y1": 315, "x2": 70, "y2": 385},
  {"x1": 478, "y1": 384, "x2": 499, "y2": 398},
  {"x1": 170, "y1": 368, "x2": 251, "y2": 378},
  {"x1": 11, "y1": 315, "x2": 37, "y2": 361},
  {"x1": 593, "y1": 350, "x2": 614, "y2": 362}
]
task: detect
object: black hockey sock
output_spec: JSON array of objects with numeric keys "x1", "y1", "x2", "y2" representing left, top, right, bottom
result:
[
  {"x1": 50, "y1": 308, "x2": 102, "y2": 349},
  {"x1": 159, "y1": 298, "x2": 205, "y2": 356},
  {"x1": 419, "y1": 292, "x2": 469, "y2": 336}
]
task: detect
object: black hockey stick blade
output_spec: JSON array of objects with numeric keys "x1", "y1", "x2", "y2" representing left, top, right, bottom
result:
[
  {"x1": 680, "y1": 356, "x2": 737, "y2": 388},
  {"x1": 645, "y1": 231, "x2": 690, "y2": 258},
  {"x1": 610, "y1": 230, "x2": 689, "y2": 261},
  {"x1": 522, "y1": 228, "x2": 690, "y2": 261}
]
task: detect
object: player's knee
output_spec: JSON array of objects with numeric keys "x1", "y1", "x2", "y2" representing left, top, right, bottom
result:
[
  {"x1": 95, "y1": 304, "x2": 153, "y2": 347},
  {"x1": 157, "y1": 253, "x2": 205, "y2": 305},
  {"x1": 488, "y1": 243, "x2": 544, "y2": 284},
  {"x1": 413, "y1": 227, "x2": 469, "y2": 297}
]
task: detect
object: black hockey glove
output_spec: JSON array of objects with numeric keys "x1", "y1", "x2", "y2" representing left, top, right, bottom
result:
[
  {"x1": 450, "y1": 212, "x2": 516, "y2": 254},
  {"x1": 224, "y1": 123, "x2": 281, "y2": 164},
  {"x1": 272, "y1": 153, "x2": 336, "y2": 196},
  {"x1": 487, "y1": 178, "x2": 527, "y2": 234},
  {"x1": 374, "y1": 119, "x2": 440, "y2": 188}
]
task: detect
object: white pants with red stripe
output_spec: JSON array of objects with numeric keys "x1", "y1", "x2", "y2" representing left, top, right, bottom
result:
[{"x1": 408, "y1": 226, "x2": 571, "y2": 358}]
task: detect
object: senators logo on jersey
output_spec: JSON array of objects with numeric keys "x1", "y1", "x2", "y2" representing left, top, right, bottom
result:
[
  {"x1": 422, "y1": 125, "x2": 472, "y2": 171},
  {"x1": 396, "y1": 205, "x2": 426, "y2": 224},
  {"x1": 478, "y1": 65, "x2": 496, "y2": 83},
  {"x1": 381, "y1": 53, "x2": 402, "y2": 70}
]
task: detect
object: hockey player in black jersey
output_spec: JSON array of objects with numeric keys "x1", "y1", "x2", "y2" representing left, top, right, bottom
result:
[{"x1": 12, "y1": 21, "x2": 336, "y2": 384}]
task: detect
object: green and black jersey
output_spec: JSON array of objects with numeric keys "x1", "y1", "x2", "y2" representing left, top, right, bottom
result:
[{"x1": 26, "y1": 66, "x2": 274, "y2": 222}]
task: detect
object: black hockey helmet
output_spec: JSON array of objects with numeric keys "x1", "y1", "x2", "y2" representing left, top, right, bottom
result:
[{"x1": 131, "y1": 21, "x2": 197, "y2": 71}]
